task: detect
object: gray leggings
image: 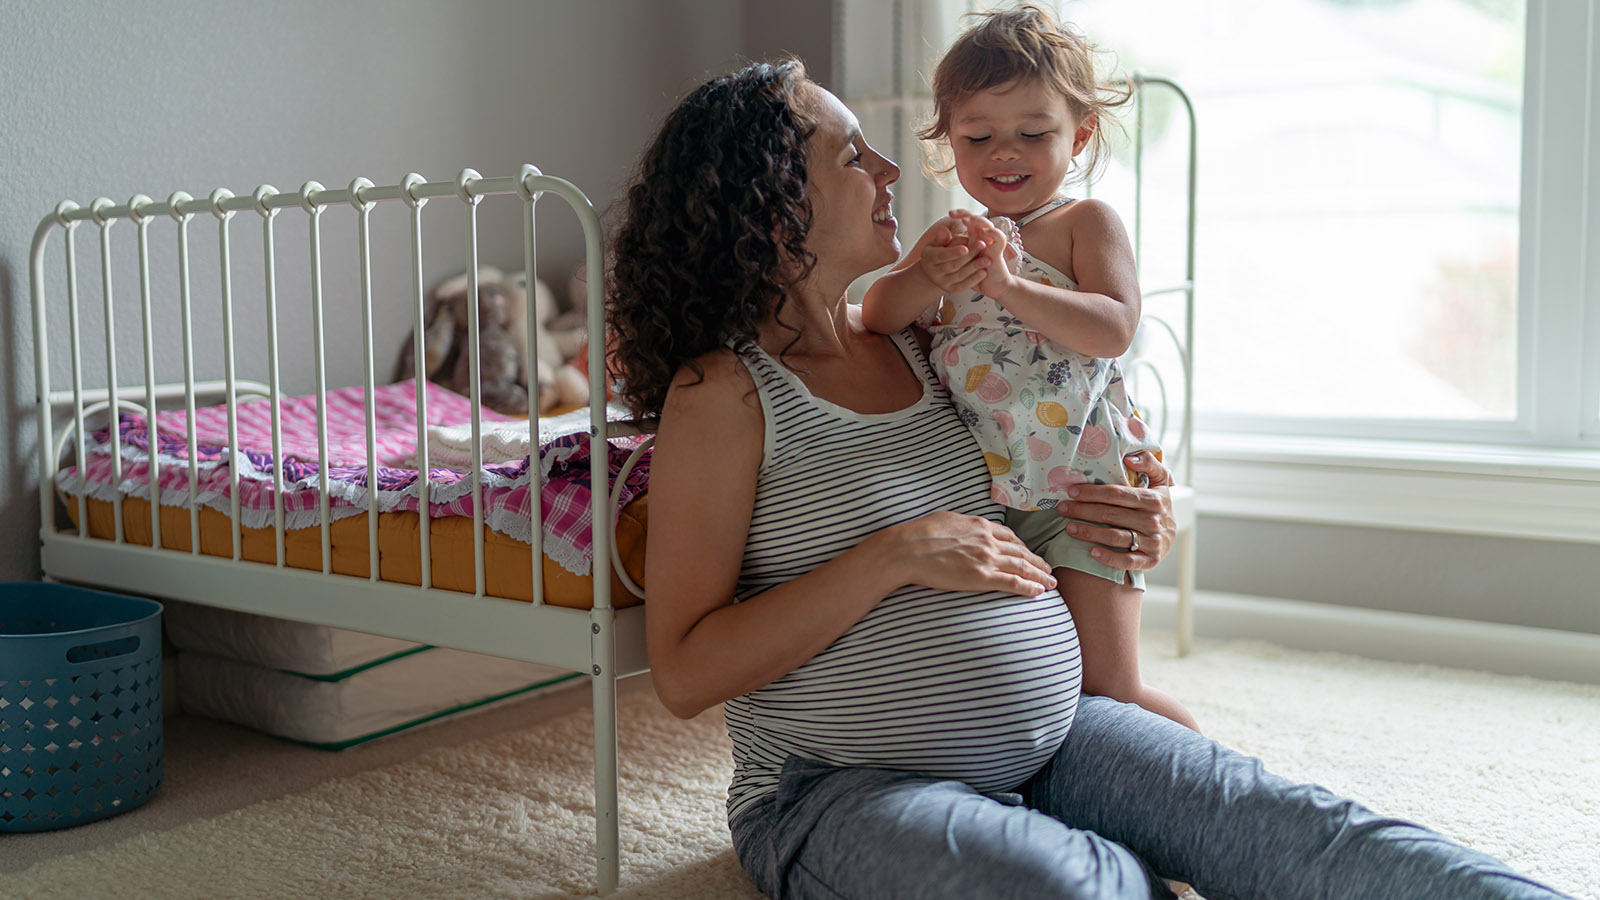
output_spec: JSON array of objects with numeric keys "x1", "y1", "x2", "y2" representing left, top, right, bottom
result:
[{"x1": 731, "y1": 695, "x2": 1569, "y2": 900}]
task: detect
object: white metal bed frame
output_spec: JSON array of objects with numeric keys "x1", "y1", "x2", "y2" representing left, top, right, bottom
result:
[
  {"x1": 26, "y1": 76, "x2": 1196, "y2": 898},
  {"x1": 1114, "y1": 73, "x2": 1200, "y2": 657},
  {"x1": 29, "y1": 167, "x2": 645, "y2": 895}
]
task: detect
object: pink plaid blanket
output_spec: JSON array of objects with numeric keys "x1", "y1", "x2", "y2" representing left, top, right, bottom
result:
[{"x1": 57, "y1": 380, "x2": 650, "y2": 576}]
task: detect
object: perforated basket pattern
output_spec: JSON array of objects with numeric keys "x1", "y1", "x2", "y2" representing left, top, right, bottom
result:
[{"x1": 0, "y1": 583, "x2": 163, "y2": 832}]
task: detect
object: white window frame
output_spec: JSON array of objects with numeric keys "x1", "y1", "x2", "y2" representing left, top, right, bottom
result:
[
  {"x1": 1196, "y1": 0, "x2": 1600, "y2": 544},
  {"x1": 838, "y1": 0, "x2": 1600, "y2": 543},
  {"x1": 1523, "y1": 0, "x2": 1600, "y2": 449}
]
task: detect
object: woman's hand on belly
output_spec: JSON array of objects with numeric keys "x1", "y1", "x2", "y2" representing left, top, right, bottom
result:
[{"x1": 872, "y1": 510, "x2": 1058, "y2": 597}]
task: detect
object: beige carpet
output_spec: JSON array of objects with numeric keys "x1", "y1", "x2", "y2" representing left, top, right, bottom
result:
[{"x1": 3, "y1": 633, "x2": 1596, "y2": 900}]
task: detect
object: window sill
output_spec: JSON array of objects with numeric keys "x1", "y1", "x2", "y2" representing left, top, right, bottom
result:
[{"x1": 1191, "y1": 433, "x2": 1600, "y2": 544}]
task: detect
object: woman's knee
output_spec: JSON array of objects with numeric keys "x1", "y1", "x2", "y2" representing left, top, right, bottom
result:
[
  {"x1": 787, "y1": 804, "x2": 1159, "y2": 900},
  {"x1": 763, "y1": 765, "x2": 1161, "y2": 900}
]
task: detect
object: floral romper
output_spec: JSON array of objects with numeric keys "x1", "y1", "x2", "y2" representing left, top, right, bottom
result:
[{"x1": 925, "y1": 198, "x2": 1160, "y2": 512}]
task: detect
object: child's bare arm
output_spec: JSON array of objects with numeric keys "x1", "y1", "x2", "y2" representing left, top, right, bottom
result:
[
  {"x1": 967, "y1": 202, "x2": 1141, "y2": 358},
  {"x1": 861, "y1": 216, "x2": 992, "y2": 334}
]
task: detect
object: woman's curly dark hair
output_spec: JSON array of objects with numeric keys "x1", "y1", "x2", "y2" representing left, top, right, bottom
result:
[{"x1": 607, "y1": 59, "x2": 818, "y2": 417}]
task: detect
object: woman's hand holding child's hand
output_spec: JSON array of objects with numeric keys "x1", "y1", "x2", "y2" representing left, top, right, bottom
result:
[
  {"x1": 873, "y1": 510, "x2": 1057, "y2": 598},
  {"x1": 959, "y1": 212, "x2": 1021, "y2": 302},
  {"x1": 916, "y1": 213, "x2": 993, "y2": 296}
]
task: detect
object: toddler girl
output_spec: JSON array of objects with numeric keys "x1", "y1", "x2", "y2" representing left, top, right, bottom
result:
[{"x1": 863, "y1": 4, "x2": 1196, "y2": 731}]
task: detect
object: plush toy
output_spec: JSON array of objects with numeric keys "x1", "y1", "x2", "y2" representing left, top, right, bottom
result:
[
  {"x1": 508, "y1": 268, "x2": 590, "y2": 409},
  {"x1": 393, "y1": 266, "x2": 589, "y2": 414},
  {"x1": 551, "y1": 264, "x2": 594, "y2": 358},
  {"x1": 555, "y1": 263, "x2": 621, "y2": 401}
]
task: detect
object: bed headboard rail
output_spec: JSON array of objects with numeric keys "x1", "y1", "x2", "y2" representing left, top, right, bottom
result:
[{"x1": 1111, "y1": 73, "x2": 1198, "y2": 487}]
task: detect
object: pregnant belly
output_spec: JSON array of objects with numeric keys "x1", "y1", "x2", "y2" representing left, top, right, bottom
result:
[{"x1": 750, "y1": 590, "x2": 1082, "y2": 789}]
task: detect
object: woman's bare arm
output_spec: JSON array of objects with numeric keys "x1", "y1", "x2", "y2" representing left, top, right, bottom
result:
[
  {"x1": 861, "y1": 216, "x2": 991, "y2": 334},
  {"x1": 645, "y1": 350, "x2": 1057, "y2": 718}
]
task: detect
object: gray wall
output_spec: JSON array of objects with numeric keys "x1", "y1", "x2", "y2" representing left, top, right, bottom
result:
[
  {"x1": 1145, "y1": 520, "x2": 1600, "y2": 636},
  {"x1": 741, "y1": 0, "x2": 836, "y2": 88}
]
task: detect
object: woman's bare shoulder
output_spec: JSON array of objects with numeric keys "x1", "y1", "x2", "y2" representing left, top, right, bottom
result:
[{"x1": 660, "y1": 347, "x2": 762, "y2": 430}]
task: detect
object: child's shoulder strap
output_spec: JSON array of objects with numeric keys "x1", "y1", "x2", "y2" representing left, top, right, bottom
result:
[{"x1": 1016, "y1": 196, "x2": 1074, "y2": 227}]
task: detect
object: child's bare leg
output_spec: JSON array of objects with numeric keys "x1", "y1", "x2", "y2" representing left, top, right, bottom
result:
[{"x1": 1057, "y1": 567, "x2": 1200, "y2": 731}]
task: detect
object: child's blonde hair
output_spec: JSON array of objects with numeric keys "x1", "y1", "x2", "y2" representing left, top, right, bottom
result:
[{"x1": 919, "y1": 4, "x2": 1130, "y2": 186}]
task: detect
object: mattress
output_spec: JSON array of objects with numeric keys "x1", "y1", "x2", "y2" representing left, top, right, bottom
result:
[
  {"x1": 177, "y1": 647, "x2": 584, "y2": 749},
  {"x1": 70, "y1": 492, "x2": 647, "y2": 609},
  {"x1": 58, "y1": 382, "x2": 650, "y2": 608},
  {"x1": 164, "y1": 599, "x2": 426, "y2": 676}
]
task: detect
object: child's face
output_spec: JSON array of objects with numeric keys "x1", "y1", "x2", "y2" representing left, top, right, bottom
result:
[{"x1": 947, "y1": 78, "x2": 1091, "y2": 218}]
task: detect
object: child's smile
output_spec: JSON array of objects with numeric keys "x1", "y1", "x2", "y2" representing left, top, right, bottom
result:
[
  {"x1": 948, "y1": 77, "x2": 1088, "y2": 217},
  {"x1": 986, "y1": 173, "x2": 1032, "y2": 193}
]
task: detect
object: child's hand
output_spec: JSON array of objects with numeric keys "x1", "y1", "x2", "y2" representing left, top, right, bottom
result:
[
  {"x1": 960, "y1": 214, "x2": 1021, "y2": 301},
  {"x1": 916, "y1": 214, "x2": 992, "y2": 295}
]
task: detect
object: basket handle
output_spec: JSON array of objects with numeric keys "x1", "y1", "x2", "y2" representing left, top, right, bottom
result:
[{"x1": 58, "y1": 620, "x2": 149, "y2": 667}]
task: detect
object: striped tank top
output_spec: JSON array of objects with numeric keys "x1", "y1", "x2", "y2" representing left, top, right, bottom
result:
[{"x1": 724, "y1": 328, "x2": 1083, "y2": 824}]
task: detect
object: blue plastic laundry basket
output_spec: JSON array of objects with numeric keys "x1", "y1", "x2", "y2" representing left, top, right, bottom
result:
[{"x1": 0, "y1": 582, "x2": 163, "y2": 832}]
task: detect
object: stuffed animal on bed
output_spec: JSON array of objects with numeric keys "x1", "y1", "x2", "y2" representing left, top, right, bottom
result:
[{"x1": 393, "y1": 266, "x2": 589, "y2": 414}]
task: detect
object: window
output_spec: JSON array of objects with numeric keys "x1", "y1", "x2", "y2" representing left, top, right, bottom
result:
[
  {"x1": 839, "y1": 0, "x2": 1600, "y2": 539},
  {"x1": 846, "y1": 0, "x2": 1596, "y2": 445}
]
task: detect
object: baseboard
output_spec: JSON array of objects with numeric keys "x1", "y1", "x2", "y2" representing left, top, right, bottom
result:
[{"x1": 1142, "y1": 586, "x2": 1600, "y2": 686}]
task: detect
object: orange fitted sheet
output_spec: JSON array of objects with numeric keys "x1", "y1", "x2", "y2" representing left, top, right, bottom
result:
[{"x1": 69, "y1": 494, "x2": 647, "y2": 610}]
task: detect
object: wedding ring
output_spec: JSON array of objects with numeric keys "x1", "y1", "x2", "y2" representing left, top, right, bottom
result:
[{"x1": 1126, "y1": 529, "x2": 1140, "y2": 553}]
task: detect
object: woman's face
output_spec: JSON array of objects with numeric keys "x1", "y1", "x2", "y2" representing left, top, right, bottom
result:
[{"x1": 800, "y1": 84, "x2": 902, "y2": 283}]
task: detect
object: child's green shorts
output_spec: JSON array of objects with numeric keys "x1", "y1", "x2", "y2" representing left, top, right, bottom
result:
[{"x1": 1005, "y1": 506, "x2": 1146, "y2": 589}]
